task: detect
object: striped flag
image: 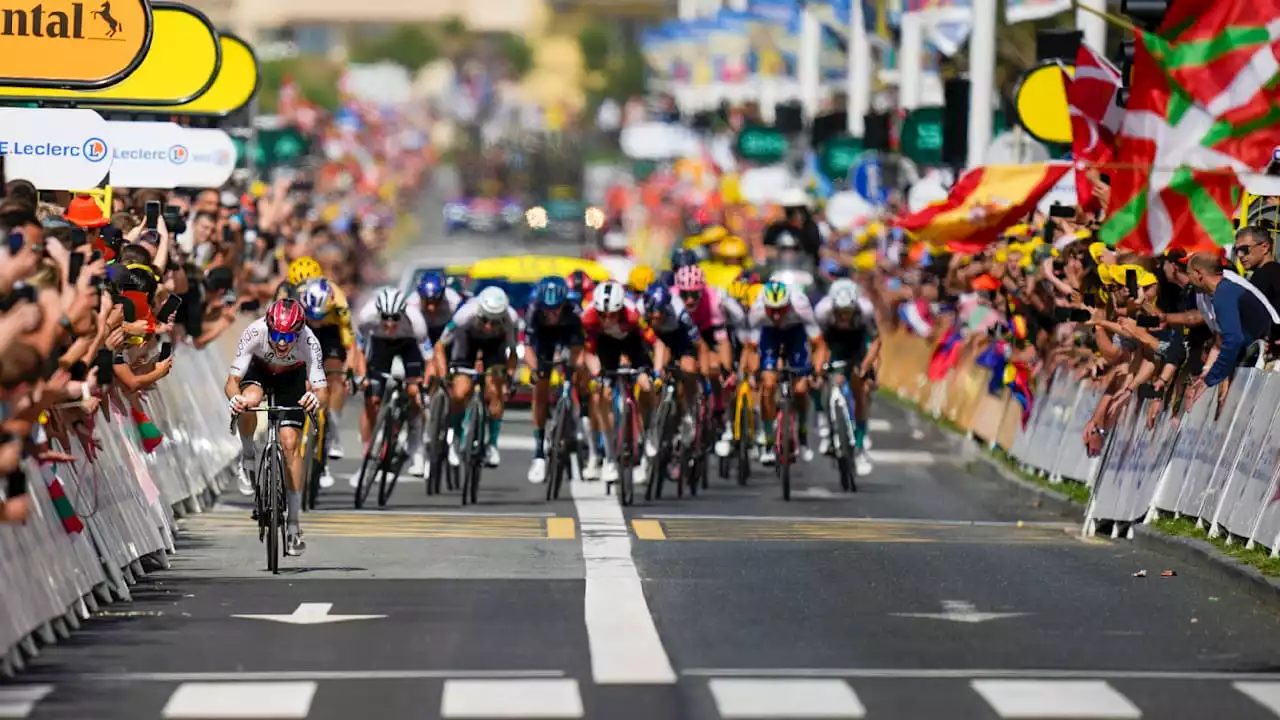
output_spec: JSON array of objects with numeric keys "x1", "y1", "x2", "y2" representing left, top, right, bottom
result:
[
  {"x1": 1063, "y1": 44, "x2": 1123, "y2": 209},
  {"x1": 893, "y1": 163, "x2": 1071, "y2": 254}
]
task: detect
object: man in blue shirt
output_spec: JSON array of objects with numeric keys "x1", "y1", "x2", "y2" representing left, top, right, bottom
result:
[{"x1": 1186, "y1": 252, "x2": 1279, "y2": 404}]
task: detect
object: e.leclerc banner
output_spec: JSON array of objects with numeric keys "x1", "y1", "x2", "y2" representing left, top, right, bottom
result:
[
  {"x1": 105, "y1": 122, "x2": 235, "y2": 188},
  {"x1": 0, "y1": 107, "x2": 111, "y2": 190}
]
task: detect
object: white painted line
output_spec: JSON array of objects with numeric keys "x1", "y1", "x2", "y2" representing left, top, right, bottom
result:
[
  {"x1": 75, "y1": 669, "x2": 566, "y2": 683},
  {"x1": 685, "y1": 668, "x2": 1280, "y2": 681},
  {"x1": 570, "y1": 478, "x2": 676, "y2": 684},
  {"x1": 708, "y1": 678, "x2": 865, "y2": 718},
  {"x1": 971, "y1": 679, "x2": 1141, "y2": 718},
  {"x1": 0, "y1": 686, "x2": 52, "y2": 718},
  {"x1": 640, "y1": 515, "x2": 1071, "y2": 528},
  {"x1": 866, "y1": 449, "x2": 936, "y2": 465},
  {"x1": 161, "y1": 682, "x2": 317, "y2": 719},
  {"x1": 1235, "y1": 682, "x2": 1280, "y2": 715},
  {"x1": 441, "y1": 679, "x2": 583, "y2": 718},
  {"x1": 868, "y1": 418, "x2": 892, "y2": 432}
]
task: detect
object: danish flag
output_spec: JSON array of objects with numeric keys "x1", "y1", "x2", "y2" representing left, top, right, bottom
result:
[{"x1": 1062, "y1": 43, "x2": 1124, "y2": 209}]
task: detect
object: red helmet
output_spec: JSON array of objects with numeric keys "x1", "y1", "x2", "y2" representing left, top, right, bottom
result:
[
  {"x1": 266, "y1": 299, "x2": 305, "y2": 335},
  {"x1": 566, "y1": 270, "x2": 595, "y2": 299}
]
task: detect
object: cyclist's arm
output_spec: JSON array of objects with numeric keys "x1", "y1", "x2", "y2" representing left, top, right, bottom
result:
[
  {"x1": 301, "y1": 326, "x2": 329, "y2": 394},
  {"x1": 406, "y1": 303, "x2": 429, "y2": 344},
  {"x1": 226, "y1": 322, "x2": 260, "y2": 398},
  {"x1": 353, "y1": 298, "x2": 380, "y2": 339}
]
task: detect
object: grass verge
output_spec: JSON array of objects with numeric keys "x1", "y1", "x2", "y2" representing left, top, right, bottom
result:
[{"x1": 876, "y1": 388, "x2": 1280, "y2": 577}]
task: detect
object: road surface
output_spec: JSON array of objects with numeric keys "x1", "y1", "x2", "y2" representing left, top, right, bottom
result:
[{"x1": 6, "y1": 173, "x2": 1280, "y2": 720}]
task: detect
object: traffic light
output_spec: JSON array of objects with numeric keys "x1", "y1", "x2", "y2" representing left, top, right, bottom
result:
[
  {"x1": 1120, "y1": 0, "x2": 1169, "y2": 30},
  {"x1": 1117, "y1": 39, "x2": 1137, "y2": 108},
  {"x1": 1036, "y1": 28, "x2": 1082, "y2": 63},
  {"x1": 942, "y1": 77, "x2": 970, "y2": 168}
]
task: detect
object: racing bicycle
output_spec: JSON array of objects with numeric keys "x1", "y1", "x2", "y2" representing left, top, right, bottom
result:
[
  {"x1": 728, "y1": 372, "x2": 756, "y2": 487},
  {"x1": 422, "y1": 376, "x2": 454, "y2": 496},
  {"x1": 603, "y1": 367, "x2": 645, "y2": 506},
  {"x1": 229, "y1": 401, "x2": 309, "y2": 574},
  {"x1": 301, "y1": 408, "x2": 331, "y2": 511},
  {"x1": 772, "y1": 365, "x2": 808, "y2": 502},
  {"x1": 645, "y1": 366, "x2": 683, "y2": 500},
  {"x1": 544, "y1": 356, "x2": 583, "y2": 501},
  {"x1": 354, "y1": 358, "x2": 413, "y2": 509},
  {"x1": 450, "y1": 366, "x2": 501, "y2": 506},
  {"x1": 822, "y1": 360, "x2": 858, "y2": 493}
]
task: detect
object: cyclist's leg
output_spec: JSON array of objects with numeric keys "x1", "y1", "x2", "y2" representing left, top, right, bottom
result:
[
  {"x1": 448, "y1": 336, "x2": 476, "y2": 464},
  {"x1": 235, "y1": 373, "x2": 265, "y2": 492},
  {"x1": 791, "y1": 329, "x2": 814, "y2": 453},
  {"x1": 401, "y1": 339, "x2": 428, "y2": 471},
  {"x1": 317, "y1": 324, "x2": 349, "y2": 458},
  {"x1": 530, "y1": 337, "x2": 553, "y2": 460},
  {"x1": 481, "y1": 338, "x2": 511, "y2": 466},
  {"x1": 277, "y1": 370, "x2": 309, "y2": 549},
  {"x1": 361, "y1": 337, "x2": 390, "y2": 447}
]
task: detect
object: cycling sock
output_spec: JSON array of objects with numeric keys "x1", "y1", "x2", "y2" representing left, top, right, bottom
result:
[
  {"x1": 240, "y1": 435, "x2": 255, "y2": 459},
  {"x1": 287, "y1": 491, "x2": 301, "y2": 526},
  {"x1": 763, "y1": 418, "x2": 776, "y2": 443},
  {"x1": 331, "y1": 408, "x2": 342, "y2": 427},
  {"x1": 854, "y1": 420, "x2": 868, "y2": 449},
  {"x1": 533, "y1": 429, "x2": 545, "y2": 458},
  {"x1": 488, "y1": 418, "x2": 502, "y2": 446}
]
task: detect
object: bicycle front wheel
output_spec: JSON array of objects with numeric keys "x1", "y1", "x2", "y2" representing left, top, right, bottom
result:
[
  {"x1": 778, "y1": 406, "x2": 793, "y2": 502},
  {"x1": 831, "y1": 397, "x2": 855, "y2": 492},
  {"x1": 616, "y1": 400, "x2": 635, "y2": 507},
  {"x1": 735, "y1": 390, "x2": 752, "y2": 487},
  {"x1": 378, "y1": 395, "x2": 407, "y2": 507},
  {"x1": 462, "y1": 401, "x2": 485, "y2": 506},
  {"x1": 546, "y1": 396, "x2": 571, "y2": 501},
  {"x1": 355, "y1": 401, "x2": 392, "y2": 509},
  {"x1": 264, "y1": 446, "x2": 285, "y2": 573}
]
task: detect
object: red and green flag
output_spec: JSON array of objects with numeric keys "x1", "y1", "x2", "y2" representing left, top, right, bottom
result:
[{"x1": 1099, "y1": 0, "x2": 1280, "y2": 255}]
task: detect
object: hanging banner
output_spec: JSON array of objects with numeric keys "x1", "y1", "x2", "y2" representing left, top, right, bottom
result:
[
  {"x1": 0, "y1": 3, "x2": 220, "y2": 106},
  {"x1": 641, "y1": 26, "x2": 673, "y2": 79},
  {"x1": 0, "y1": 0, "x2": 152, "y2": 89},
  {"x1": 688, "y1": 18, "x2": 716, "y2": 88},
  {"x1": 97, "y1": 32, "x2": 257, "y2": 116},
  {"x1": 747, "y1": 0, "x2": 797, "y2": 78},
  {"x1": 105, "y1": 120, "x2": 186, "y2": 188},
  {"x1": 1005, "y1": 0, "x2": 1072, "y2": 23},
  {"x1": 170, "y1": 128, "x2": 236, "y2": 187},
  {"x1": 713, "y1": 10, "x2": 752, "y2": 83},
  {"x1": 0, "y1": 108, "x2": 112, "y2": 190}
]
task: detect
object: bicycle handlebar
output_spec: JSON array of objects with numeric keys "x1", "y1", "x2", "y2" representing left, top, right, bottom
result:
[{"x1": 228, "y1": 405, "x2": 313, "y2": 434}]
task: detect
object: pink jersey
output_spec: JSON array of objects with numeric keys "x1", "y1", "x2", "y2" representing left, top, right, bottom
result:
[{"x1": 681, "y1": 285, "x2": 727, "y2": 331}]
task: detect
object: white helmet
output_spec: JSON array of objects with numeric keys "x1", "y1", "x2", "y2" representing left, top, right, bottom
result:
[
  {"x1": 374, "y1": 287, "x2": 407, "y2": 316},
  {"x1": 592, "y1": 280, "x2": 626, "y2": 313},
  {"x1": 477, "y1": 286, "x2": 510, "y2": 319},
  {"x1": 829, "y1": 278, "x2": 860, "y2": 310}
]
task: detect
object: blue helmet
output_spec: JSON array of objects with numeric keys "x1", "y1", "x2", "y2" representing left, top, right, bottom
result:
[
  {"x1": 536, "y1": 276, "x2": 568, "y2": 308},
  {"x1": 670, "y1": 247, "x2": 698, "y2": 270},
  {"x1": 417, "y1": 271, "x2": 446, "y2": 301},
  {"x1": 643, "y1": 281, "x2": 673, "y2": 316}
]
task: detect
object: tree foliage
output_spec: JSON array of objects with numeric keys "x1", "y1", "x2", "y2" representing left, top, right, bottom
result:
[
  {"x1": 578, "y1": 24, "x2": 611, "y2": 72},
  {"x1": 258, "y1": 57, "x2": 341, "y2": 112},
  {"x1": 496, "y1": 32, "x2": 534, "y2": 79},
  {"x1": 348, "y1": 24, "x2": 440, "y2": 72}
]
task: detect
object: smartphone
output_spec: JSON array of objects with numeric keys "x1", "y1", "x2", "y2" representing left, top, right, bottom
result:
[
  {"x1": 6, "y1": 229, "x2": 23, "y2": 254},
  {"x1": 144, "y1": 201, "x2": 161, "y2": 230},
  {"x1": 95, "y1": 348, "x2": 114, "y2": 386},
  {"x1": 157, "y1": 342, "x2": 172, "y2": 362},
  {"x1": 1053, "y1": 306, "x2": 1072, "y2": 322},
  {"x1": 163, "y1": 205, "x2": 186, "y2": 234},
  {"x1": 1070, "y1": 308, "x2": 1092, "y2": 322},
  {"x1": 1136, "y1": 314, "x2": 1162, "y2": 328},
  {"x1": 68, "y1": 252, "x2": 85, "y2": 284},
  {"x1": 1049, "y1": 204, "x2": 1075, "y2": 219},
  {"x1": 157, "y1": 294, "x2": 182, "y2": 322},
  {"x1": 221, "y1": 224, "x2": 234, "y2": 245},
  {"x1": 69, "y1": 227, "x2": 87, "y2": 248}
]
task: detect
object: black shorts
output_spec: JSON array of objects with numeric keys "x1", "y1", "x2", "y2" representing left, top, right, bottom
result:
[
  {"x1": 826, "y1": 329, "x2": 869, "y2": 373},
  {"x1": 450, "y1": 332, "x2": 509, "y2": 370},
  {"x1": 596, "y1": 334, "x2": 653, "y2": 372},
  {"x1": 657, "y1": 329, "x2": 698, "y2": 359},
  {"x1": 310, "y1": 323, "x2": 347, "y2": 364},
  {"x1": 699, "y1": 324, "x2": 725, "y2": 352},
  {"x1": 239, "y1": 361, "x2": 308, "y2": 429},
  {"x1": 366, "y1": 337, "x2": 425, "y2": 396},
  {"x1": 531, "y1": 323, "x2": 585, "y2": 369}
]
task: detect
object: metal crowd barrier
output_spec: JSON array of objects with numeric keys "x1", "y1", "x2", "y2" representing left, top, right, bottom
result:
[
  {"x1": 0, "y1": 342, "x2": 239, "y2": 675},
  {"x1": 880, "y1": 330, "x2": 1280, "y2": 554}
]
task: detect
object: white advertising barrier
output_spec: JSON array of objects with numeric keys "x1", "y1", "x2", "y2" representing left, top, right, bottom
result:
[
  {"x1": 107, "y1": 121, "x2": 189, "y2": 189},
  {"x1": 620, "y1": 122, "x2": 700, "y2": 160},
  {"x1": 0, "y1": 108, "x2": 112, "y2": 190},
  {"x1": 173, "y1": 128, "x2": 237, "y2": 188}
]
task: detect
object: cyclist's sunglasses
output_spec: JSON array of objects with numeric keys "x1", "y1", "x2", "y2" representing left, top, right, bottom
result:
[
  {"x1": 380, "y1": 312, "x2": 402, "y2": 322},
  {"x1": 269, "y1": 329, "x2": 298, "y2": 344},
  {"x1": 679, "y1": 290, "x2": 702, "y2": 303}
]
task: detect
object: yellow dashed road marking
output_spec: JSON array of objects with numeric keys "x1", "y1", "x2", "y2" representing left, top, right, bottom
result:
[
  {"x1": 631, "y1": 519, "x2": 667, "y2": 540},
  {"x1": 546, "y1": 517, "x2": 577, "y2": 539},
  {"x1": 187, "y1": 512, "x2": 575, "y2": 540},
  {"x1": 631, "y1": 516, "x2": 1082, "y2": 545}
]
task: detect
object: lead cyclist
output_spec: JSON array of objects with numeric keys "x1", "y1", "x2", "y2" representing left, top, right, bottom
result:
[{"x1": 811, "y1": 278, "x2": 881, "y2": 476}]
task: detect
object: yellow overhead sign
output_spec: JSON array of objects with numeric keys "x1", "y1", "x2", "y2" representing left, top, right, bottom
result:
[
  {"x1": 99, "y1": 32, "x2": 257, "y2": 116},
  {"x1": 0, "y1": 2, "x2": 218, "y2": 105},
  {"x1": 0, "y1": 0, "x2": 152, "y2": 89},
  {"x1": 1012, "y1": 62, "x2": 1074, "y2": 145}
]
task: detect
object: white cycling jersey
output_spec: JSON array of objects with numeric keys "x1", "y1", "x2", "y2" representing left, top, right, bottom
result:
[
  {"x1": 354, "y1": 296, "x2": 429, "y2": 347},
  {"x1": 417, "y1": 287, "x2": 463, "y2": 330},
  {"x1": 228, "y1": 318, "x2": 328, "y2": 388},
  {"x1": 438, "y1": 297, "x2": 519, "y2": 346},
  {"x1": 720, "y1": 294, "x2": 751, "y2": 344},
  {"x1": 747, "y1": 291, "x2": 822, "y2": 343},
  {"x1": 814, "y1": 295, "x2": 877, "y2": 332}
]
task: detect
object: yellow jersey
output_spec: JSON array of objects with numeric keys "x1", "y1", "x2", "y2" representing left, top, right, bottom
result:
[{"x1": 307, "y1": 282, "x2": 355, "y2": 348}]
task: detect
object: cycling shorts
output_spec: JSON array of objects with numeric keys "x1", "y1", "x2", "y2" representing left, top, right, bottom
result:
[
  {"x1": 825, "y1": 329, "x2": 869, "y2": 374},
  {"x1": 596, "y1": 333, "x2": 653, "y2": 372},
  {"x1": 698, "y1": 324, "x2": 726, "y2": 352},
  {"x1": 758, "y1": 324, "x2": 810, "y2": 372},
  {"x1": 238, "y1": 360, "x2": 308, "y2": 429},
  {"x1": 657, "y1": 329, "x2": 698, "y2": 360},
  {"x1": 451, "y1": 333, "x2": 510, "y2": 370},
  {"x1": 366, "y1": 336, "x2": 426, "y2": 397},
  {"x1": 531, "y1": 322, "x2": 585, "y2": 369},
  {"x1": 310, "y1": 323, "x2": 347, "y2": 364}
]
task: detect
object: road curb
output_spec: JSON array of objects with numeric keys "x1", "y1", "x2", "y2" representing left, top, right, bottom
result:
[{"x1": 1130, "y1": 525, "x2": 1280, "y2": 605}]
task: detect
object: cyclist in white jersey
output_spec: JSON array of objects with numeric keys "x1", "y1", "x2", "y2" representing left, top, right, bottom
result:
[
  {"x1": 747, "y1": 280, "x2": 824, "y2": 465},
  {"x1": 352, "y1": 287, "x2": 431, "y2": 479},
  {"x1": 226, "y1": 299, "x2": 328, "y2": 557},
  {"x1": 811, "y1": 278, "x2": 880, "y2": 476},
  {"x1": 433, "y1": 286, "x2": 519, "y2": 469}
]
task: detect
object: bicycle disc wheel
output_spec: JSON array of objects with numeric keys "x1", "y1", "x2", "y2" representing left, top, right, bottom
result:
[
  {"x1": 779, "y1": 408, "x2": 792, "y2": 502},
  {"x1": 266, "y1": 447, "x2": 283, "y2": 573},
  {"x1": 735, "y1": 393, "x2": 752, "y2": 487},
  {"x1": 617, "y1": 402, "x2": 635, "y2": 506}
]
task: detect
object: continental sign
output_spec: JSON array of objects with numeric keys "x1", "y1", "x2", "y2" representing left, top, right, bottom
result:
[
  {"x1": 98, "y1": 31, "x2": 259, "y2": 116},
  {"x1": 0, "y1": 2, "x2": 218, "y2": 105},
  {"x1": 1012, "y1": 62, "x2": 1073, "y2": 145},
  {"x1": 0, "y1": 0, "x2": 152, "y2": 89}
]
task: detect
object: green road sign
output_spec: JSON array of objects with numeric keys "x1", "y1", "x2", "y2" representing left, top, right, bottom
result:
[
  {"x1": 899, "y1": 107, "x2": 1008, "y2": 167},
  {"x1": 819, "y1": 134, "x2": 864, "y2": 179},
  {"x1": 736, "y1": 126, "x2": 789, "y2": 164},
  {"x1": 232, "y1": 127, "x2": 312, "y2": 169}
]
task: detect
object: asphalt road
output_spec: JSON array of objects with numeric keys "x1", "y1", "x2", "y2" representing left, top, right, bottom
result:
[{"x1": 8, "y1": 174, "x2": 1280, "y2": 719}]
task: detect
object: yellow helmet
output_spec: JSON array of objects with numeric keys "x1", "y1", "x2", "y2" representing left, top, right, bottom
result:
[
  {"x1": 746, "y1": 283, "x2": 765, "y2": 308},
  {"x1": 717, "y1": 236, "x2": 748, "y2": 261},
  {"x1": 728, "y1": 278, "x2": 751, "y2": 304},
  {"x1": 627, "y1": 264, "x2": 656, "y2": 293},
  {"x1": 288, "y1": 256, "x2": 323, "y2": 286}
]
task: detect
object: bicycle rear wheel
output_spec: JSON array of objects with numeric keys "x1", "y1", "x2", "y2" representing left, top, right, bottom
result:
[
  {"x1": 546, "y1": 396, "x2": 571, "y2": 501},
  {"x1": 462, "y1": 402, "x2": 484, "y2": 506},
  {"x1": 355, "y1": 401, "x2": 391, "y2": 509},
  {"x1": 426, "y1": 389, "x2": 449, "y2": 496}
]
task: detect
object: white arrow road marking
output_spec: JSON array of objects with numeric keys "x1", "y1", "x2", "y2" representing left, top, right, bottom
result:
[
  {"x1": 891, "y1": 600, "x2": 1029, "y2": 624},
  {"x1": 231, "y1": 603, "x2": 386, "y2": 625}
]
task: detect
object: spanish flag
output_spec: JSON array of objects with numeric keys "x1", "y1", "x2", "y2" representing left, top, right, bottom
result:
[{"x1": 894, "y1": 163, "x2": 1072, "y2": 254}]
